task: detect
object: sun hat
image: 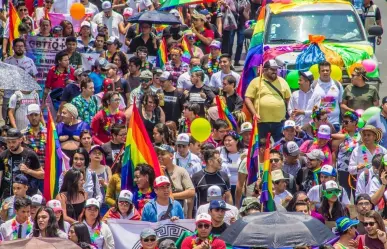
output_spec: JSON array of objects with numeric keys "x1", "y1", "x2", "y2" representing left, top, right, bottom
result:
[
  {"x1": 360, "y1": 125, "x2": 383, "y2": 143},
  {"x1": 336, "y1": 217, "x2": 359, "y2": 233}
]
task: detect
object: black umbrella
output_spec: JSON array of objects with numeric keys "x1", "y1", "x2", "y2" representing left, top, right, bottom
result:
[
  {"x1": 219, "y1": 211, "x2": 335, "y2": 248},
  {"x1": 127, "y1": 10, "x2": 181, "y2": 25}
]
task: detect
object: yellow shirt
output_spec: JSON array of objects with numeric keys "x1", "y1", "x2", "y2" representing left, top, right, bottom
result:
[{"x1": 245, "y1": 76, "x2": 291, "y2": 122}]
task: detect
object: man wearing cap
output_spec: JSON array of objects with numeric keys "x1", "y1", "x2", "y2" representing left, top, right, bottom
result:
[
  {"x1": 177, "y1": 56, "x2": 210, "y2": 93},
  {"x1": 209, "y1": 54, "x2": 241, "y2": 89},
  {"x1": 173, "y1": 133, "x2": 202, "y2": 177},
  {"x1": 245, "y1": 59, "x2": 291, "y2": 142},
  {"x1": 333, "y1": 216, "x2": 359, "y2": 249},
  {"x1": 201, "y1": 40, "x2": 222, "y2": 77},
  {"x1": 155, "y1": 146, "x2": 195, "y2": 218},
  {"x1": 310, "y1": 61, "x2": 344, "y2": 133},
  {"x1": 191, "y1": 12, "x2": 215, "y2": 54},
  {"x1": 349, "y1": 125, "x2": 386, "y2": 179},
  {"x1": 129, "y1": 22, "x2": 158, "y2": 56},
  {"x1": 93, "y1": 1, "x2": 123, "y2": 38},
  {"x1": 164, "y1": 47, "x2": 190, "y2": 86},
  {"x1": 239, "y1": 197, "x2": 261, "y2": 217},
  {"x1": 196, "y1": 185, "x2": 238, "y2": 225},
  {"x1": 367, "y1": 96, "x2": 387, "y2": 149},
  {"x1": 0, "y1": 197, "x2": 32, "y2": 241},
  {"x1": 298, "y1": 149, "x2": 325, "y2": 193},
  {"x1": 239, "y1": 122, "x2": 253, "y2": 147},
  {"x1": 30, "y1": 194, "x2": 46, "y2": 221},
  {"x1": 272, "y1": 169, "x2": 293, "y2": 207},
  {"x1": 282, "y1": 141, "x2": 307, "y2": 179},
  {"x1": 208, "y1": 200, "x2": 230, "y2": 235},
  {"x1": 0, "y1": 129, "x2": 43, "y2": 199},
  {"x1": 288, "y1": 71, "x2": 320, "y2": 126},
  {"x1": 139, "y1": 228, "x2": 158, "y2": 249},
  {"x1": 0, "y1": 174, "x2": 30, "y2": 221},
  {"x1": 128, "y1": 69, "x2": 154, "y2": 110},
  {"x1": 141, "y1": 176, "x2": 184, "y2": 222},
  {"x1": 369, "y1": 155, "x2": 387, "y2": 205},
  {"x1": 272, "y1": 119, "x2": 310, "y2": 153},
  {"x1": 160, "y1": 71, "x2": 186, "y2": 124},
  {"x1": 64, "y1": 36, "x2": 82, "y2": 69},
  {"x1": 181, "y1": 213, "x2": 226, "y2": 249},
  {"x1": 77, "y1": 21, "x2": 95, "y2": 53},
  {"x1": 354, "y1": 194, "x2": 373, "y2": 235},
  {"x1": 159, "y1": 239, "x2": 177, "y2": 249},
  {"x1": 307, "y1": 165, "x2": 350, "y2": 206},
  {"x1": 71, "y1": 77, "x2": 98, "y2": 125},
  {"x1": 300, "y1": 124, "x2": 333, "y2": 166}
]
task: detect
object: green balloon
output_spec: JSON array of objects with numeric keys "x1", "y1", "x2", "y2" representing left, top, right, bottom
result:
[
  {"x1": 362, "y1": 107, "x2": 381, "y2": 122},
  {"x1": 357, "y1": 118, "x2": 365, "y2": 128},
  {"x1": 286, "y1": 71, "x2": 300, "y2": 89}
]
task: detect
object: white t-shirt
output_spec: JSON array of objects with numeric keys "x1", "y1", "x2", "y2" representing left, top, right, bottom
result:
[
  {"x1": 311, "y1": 79, "x2": 343, "y2": 125},
  {"x1": 129, "y1": 0, "x2": 153, "y2": 14},
  {"x1": 8, "y1": 91, "x2": 40, "y2": 130},
  {"x1": 209, "y1": 71, "x2": 241, "y2": 89},
  {"x1": 156, "y1": 202, "x2": 169, "y2": 221},
  {"x1": 217, "y1": 147, "x2": 246, "y2": 186},
  {"x1": 4, "y1": 56, "x2": 38, "y2": 77},
  {"x1": 307, "y1": 184, "x2": 351, "y2": 205},
  {"x1": 274, "y1": 190, "x2": 292, "y2": 205},
  {"x1": 177, "y1": 71, "x2": 210, "y2": 91},
  {"x1": 92, "y1": 11, "x2": 124, "y2": 38},
  {"x1": 173, "y1": 151, "x2": 202, "y2": 177}
]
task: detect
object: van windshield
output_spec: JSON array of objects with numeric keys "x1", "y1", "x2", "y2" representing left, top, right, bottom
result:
[{"x1": 265, "y1": 10, "x2": 365, "y2": 44}]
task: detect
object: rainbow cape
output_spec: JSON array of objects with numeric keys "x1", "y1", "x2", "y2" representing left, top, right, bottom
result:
[
  {"x1": 215, "y1": 96, "x2": 238, "y2": 131},
  {"x1": 246, "y1": 118, "x2": 259, "y2": 185},
  {"x1": 181, "y1": 36, "x2": 192, "y2": 64},
  {"x1": 121, "y1": 103, "x2": 162, "y2": 191},
  {"x1": 43, "y1": 110, "x2": 70, "y2": 201},
  {"x1": 8, "y1": 2, "x2": 21, "y2": 54},
  {"x1": 260, "y1": 133, "x2": 276, "y2": 212},
  {"x1": 156, "y1": 38, "x2": 168, "y2": 68}
]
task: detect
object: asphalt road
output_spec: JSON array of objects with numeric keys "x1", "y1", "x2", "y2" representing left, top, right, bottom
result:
[{"x1": 375, "y1": 0, "x2": 387, "y2": 98}]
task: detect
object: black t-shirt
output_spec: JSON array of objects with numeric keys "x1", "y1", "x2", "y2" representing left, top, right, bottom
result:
[
  {"x1": 61, "y1": 83, "x2": 81, "y2": 102},
  {"x1": 296, "y1": 168, "x2": 321, "y2": 193},
  {"x1": 224, "y1": 92, "x2": 243, "y2": 113},
  {"x1": 191, "y1": 170, "x2": 231, "y2": 207},
  {"x1": 128, "y1": 36, "x2": 159, "y2": 56},
  {"x1": 162, "y1": 89, "x2": 185, "y2": 124},
  {"x1": 101, "y1": 141, "x2": 124, "y2": 167},
  {"x1": 162, "y1": 25, "x2": 189, "y2": 41},
  {"x1": 211, "y1": 222, "x2": 228, "y2": 236},
  {"x1": 0, "y1": 148, "x2": 41, "y2": 198}
]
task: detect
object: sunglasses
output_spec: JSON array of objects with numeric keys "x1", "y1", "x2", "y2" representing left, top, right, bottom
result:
[
  {"x1": 274, "y1": 180, "x2": 284, "y2": 185},
  {"x1": 362, "y1": 222, "x2": 375, "y2": 227},
  {"x1": 140, "y1": 79, "x2": 150, "y2": 83},
  {"x1": 197, "y1": 223, "x2": 210, "y2": 229},
  {"x1": 187, "y1": 36, "x2": 195, "y2": 40},
  {"x1": 18, "y1": 8, "x2": 28, "y2": 12},
  {"x1": 143, "y1": 237, "x2": 156, "y2": 242},
  {"x1": 270, "y1": 158, "x2": 280, "y2": 163}
]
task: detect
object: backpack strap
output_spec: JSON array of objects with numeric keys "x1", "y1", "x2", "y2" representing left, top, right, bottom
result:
[{"x1": 91, "y1": 172, "x2": 97, "y2": 198}]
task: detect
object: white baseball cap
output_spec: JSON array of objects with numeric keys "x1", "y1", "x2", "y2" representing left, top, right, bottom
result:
[
  {"x1": 324, "y1": 180, "x2": 339, "y2": 190},
  {"x1": 283, "y1": 120, "x2": 296, "y2": 130},
  {"x1": 85, "y1": 198, "x2": 100, "y2": 209},
  {"x1": 176, "y1": 133, "x2": 190, "y2": 145},
  {"x1": 271, "y1": 169, "x2": 289, "y2": 182},
  {"x1": 320, "y1": 165, "x2": 337, "y2": 177},
  {"x1": 195, "y1": 213, "x2": 212, "y2": 225},
  {"x1": 317, "y1": 124, "x2": 331, "y2": 140},
  {"x1": 31, "y1": 194, "x2": 45, "y2": 206},
  {"x1": 102, "y1": 1, "x2": 112, "y2": 11},
  {"x1": 27, "y1": 104, "x2": 41, "y2": 115},
  {"x1": 306, "y1": 149, "x2": 325, "y2": 161},
  {"x1": 47, "y1": 200, "x2": 63, "y2": 212},
  {"x1": 283, "y1": 141, "x2": 300, "y2": 157},
  {"x1": 118, "y1": 190, "x2": 133, "y2": 203},
  {"x1": 207, "y1": 185, "x2": 222, "y2": 201},
  {"x1": 239, "y1": 122, "x2": 252, "y2": 134},
  {"x1": 154, "y1": 176, "x2": 171, "y2": 188},
  {"x1": 81, "y1": 21, "x2": 91, "y2": 28}
]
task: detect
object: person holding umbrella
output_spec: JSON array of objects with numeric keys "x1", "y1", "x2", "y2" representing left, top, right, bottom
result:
[
  {"x1": 181, "y1": 213, "x2": 226, "y2": 249},
  {"x1": 129, "y1": 22, "x2": 159, "y2": 56}
]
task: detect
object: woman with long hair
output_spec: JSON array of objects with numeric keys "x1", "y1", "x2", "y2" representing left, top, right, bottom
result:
[
  {"x1": 132, "y1": 164, "x2": 156, "y2": 214},
  {"x1": 57, "y1": 103, "x2": 90, "y2": 158},
  {"x1": 80, "y1": 129, "x2": 93, "y2": 152},
  {"x1": 31, "y1": 206, "x2": 68, "y2": 238},
  {"x1": 140, "y1": 92, "x2": 165, "y2": 142},
  {"x1": 102, "y1": 190, "x2": 141, "y2": 222},
  {"x1": 79, "y1": 198, "x2": 115, "y2": 249},
  {"x1": 60, "y1": 20, "x2": 75, "y2": 37},
  {"x1": 46, "y1": 200, "x2": 70, "y2": 233},
  {"x1": 91, "y1": 91, "x2": 126, "y2": 145},
  {"x1": 56, "y1": 169, "x2": 87, "y2": 224},
  {"x1": 286, "y1": 191, "x2": 325, "y2": 224},
  {"x1": 165, "y1": 121, "x2": 177, "y2": 146},
  {"x1": 89, "y1": 145, "x2": 112, "y2": 215},
  {"x1": 153, "y1": 123, "x2": 175, "y2": 152},
  {"x1": 318, "y1": 181, "x2": 349, "y2": 222},
  {"x1": 68, "y1": 222, "x2": 96, "y2": 249},
  {"x1": 112, "y1": 51, "x2": 129, "y2": 77}
]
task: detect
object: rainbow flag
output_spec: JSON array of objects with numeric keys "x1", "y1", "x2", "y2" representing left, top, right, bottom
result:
[
  {"x1": 246, "y1": 118, "x2": 259, "y2": 185},
  {"x1": 181, "y1": 36, "x2": 192, "y2": 64},
  {"x1": 237, "y1": 0, "x2": 270, "y2": 98},
  {"x1": 43, "y1": 110, "x2": 70, "y2": 201},
  {"x1": 155, "y1": 24, "x2": 168, "y2": 37},
  {"x1": 8, "y1": 2, "x2": 21, "y2": 54},
  {"x1": 156, "y1": 38, "x2": 168, "y2": 68},
  {"x1": 121, "y1": 103, "x2": 162, "y2": 190},
  {"x1": 215, "y1": 96, "x2": 238, "y2": 131},
  {"x1": 260, "y1": 133, "x2": 276, "y2": 212}
]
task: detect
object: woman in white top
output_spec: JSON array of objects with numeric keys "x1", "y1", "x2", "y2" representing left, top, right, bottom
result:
[
  {"x1": 80, "y1": 198, "x2": 115, "y2": 249},
  {"x1": 30, "y1": 206, "x2": 68, "y2": 239},
  {"x1": 217, "y1": 131, "x2": 247, "y2": 187},
  {"x1": 46, "y1": 200, "x2": 71, "y2": 233}
]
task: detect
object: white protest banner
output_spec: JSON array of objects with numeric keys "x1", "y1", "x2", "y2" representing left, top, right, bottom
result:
[
  {"x1": 25, "y1": 36, "x2": 67, "y2": 83},
  {"x1": 107, "y1": 219, "x2": 195, "y2": 249}
]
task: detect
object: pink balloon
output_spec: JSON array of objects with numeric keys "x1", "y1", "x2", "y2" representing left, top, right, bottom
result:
[
  {"x1": 281, "y1": 0, "x2": 292, "y2": 3},
  {"x1": 362, "y1": 59, "x2": 377, "y2": 73},
  {"x1": 355, "y1": 109, "x2": 364, "y2": 117}
]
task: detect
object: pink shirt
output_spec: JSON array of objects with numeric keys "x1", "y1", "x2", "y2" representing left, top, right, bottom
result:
[{"x1": 300, "y1": 140, "x2": 332, "y2": 166}]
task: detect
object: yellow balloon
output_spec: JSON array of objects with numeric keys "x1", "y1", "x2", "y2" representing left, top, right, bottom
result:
[
  {"x1": 331, "y1": 65, "x2": 342, "y2": 81},
  {"x1": 309, "y1": 64, "x2": 319, "y2": 80},
  {"x1": 190, "y1": 118, "x2": 211, "y2": 142}
]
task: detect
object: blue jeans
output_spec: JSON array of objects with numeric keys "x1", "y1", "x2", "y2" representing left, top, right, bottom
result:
[
  {"x1": 258, "y1": 121, "x2": 285, "y2": 143},
  {"x1": 230, "y1": 28, "x2": 245, "y2": 62}
]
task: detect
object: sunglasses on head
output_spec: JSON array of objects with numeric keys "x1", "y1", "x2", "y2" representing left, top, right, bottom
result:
[
  {"x1": 362, "y1": 221, "x2": 375, "y2": 227},
  {"x1": 143, "y1": 237, "x2": 156, "y2": 242},
  {"x1": 270, "y1": 158, "x2": 280, "y2": 163},
  {"x1": 197, "y1": 223, "x2": 210, "y2": 229}
]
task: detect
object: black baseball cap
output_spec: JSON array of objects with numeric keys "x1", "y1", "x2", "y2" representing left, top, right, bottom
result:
[
  {"x1": 382, "y1": 96, "x2": 387, "y2": 105},
  {"x1": 14, "y1": 174, "x2": 28, "y2": 186},
  {"x1": 6, "y1": 128, "x2": 23, "y2": 140}
]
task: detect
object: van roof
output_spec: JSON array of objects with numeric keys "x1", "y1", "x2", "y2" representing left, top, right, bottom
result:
[{"x1": 268, "y1": 2, "x2": 354, "y2": 13}]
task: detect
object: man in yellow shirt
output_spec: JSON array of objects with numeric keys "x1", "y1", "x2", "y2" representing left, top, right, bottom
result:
[{"x1": 245, "y1": 60, "x2": 291, "y2": 142}]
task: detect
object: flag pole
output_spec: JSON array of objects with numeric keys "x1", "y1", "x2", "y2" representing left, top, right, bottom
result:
[{"x1": 257, "y1": 64, "x2": 264, "y2": 117}]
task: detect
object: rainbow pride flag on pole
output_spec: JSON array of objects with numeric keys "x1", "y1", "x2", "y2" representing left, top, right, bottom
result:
[
  {"x1": 43, "y1": 110, "x2": 70, "y2": 201},
  {"x1": 215, "y1": 96, "x2": 238, "y2": 131},
  {"x1": 156, "y1": 38, "x2": 168, "y2": 68},
  {"x1": 181, "y1": 36, "x2": 192, "y2": 64},
  {"x1": 260, "y1": 133, "x2": 276, "y2": 212},
  {"x1": 246, "y1": 118, "x2": 259, "y2": 185},
  {"x1": 121, "y1": 103, "x2": 162, "y2": 191},
  {"x1": 8, "y1": 2, "x2": 21, "y2": 54}
]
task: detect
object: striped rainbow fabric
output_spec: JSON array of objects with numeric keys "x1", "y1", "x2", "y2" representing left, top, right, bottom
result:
[
  {"x1": 215, "y1": 96, "x2": 238, "y2": 131},
  {"x1": 181, "y1": 36, "x2": 193, "y2": 64},
  {"x1": 8, "y1": 2, "x2": 21, "y2": 55},
  {"x1": 260, "y1": 133, "x2": 276, "y2": 211},
  {"x1": 246, "y1": 118, "x2": 259, "y2": 185},
  {"x1": 156, "y1": 38, "x2": 168, "y2": 68}
]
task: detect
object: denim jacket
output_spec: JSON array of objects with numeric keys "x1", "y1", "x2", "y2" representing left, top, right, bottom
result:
[{"x1": 141, "y1": 198, "x2": 184, "y2": 222}]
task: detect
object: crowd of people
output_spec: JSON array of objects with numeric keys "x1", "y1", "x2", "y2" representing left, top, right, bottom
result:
[{"x1": 0, "y1": 0, "x2": 385, "y2": 248}]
